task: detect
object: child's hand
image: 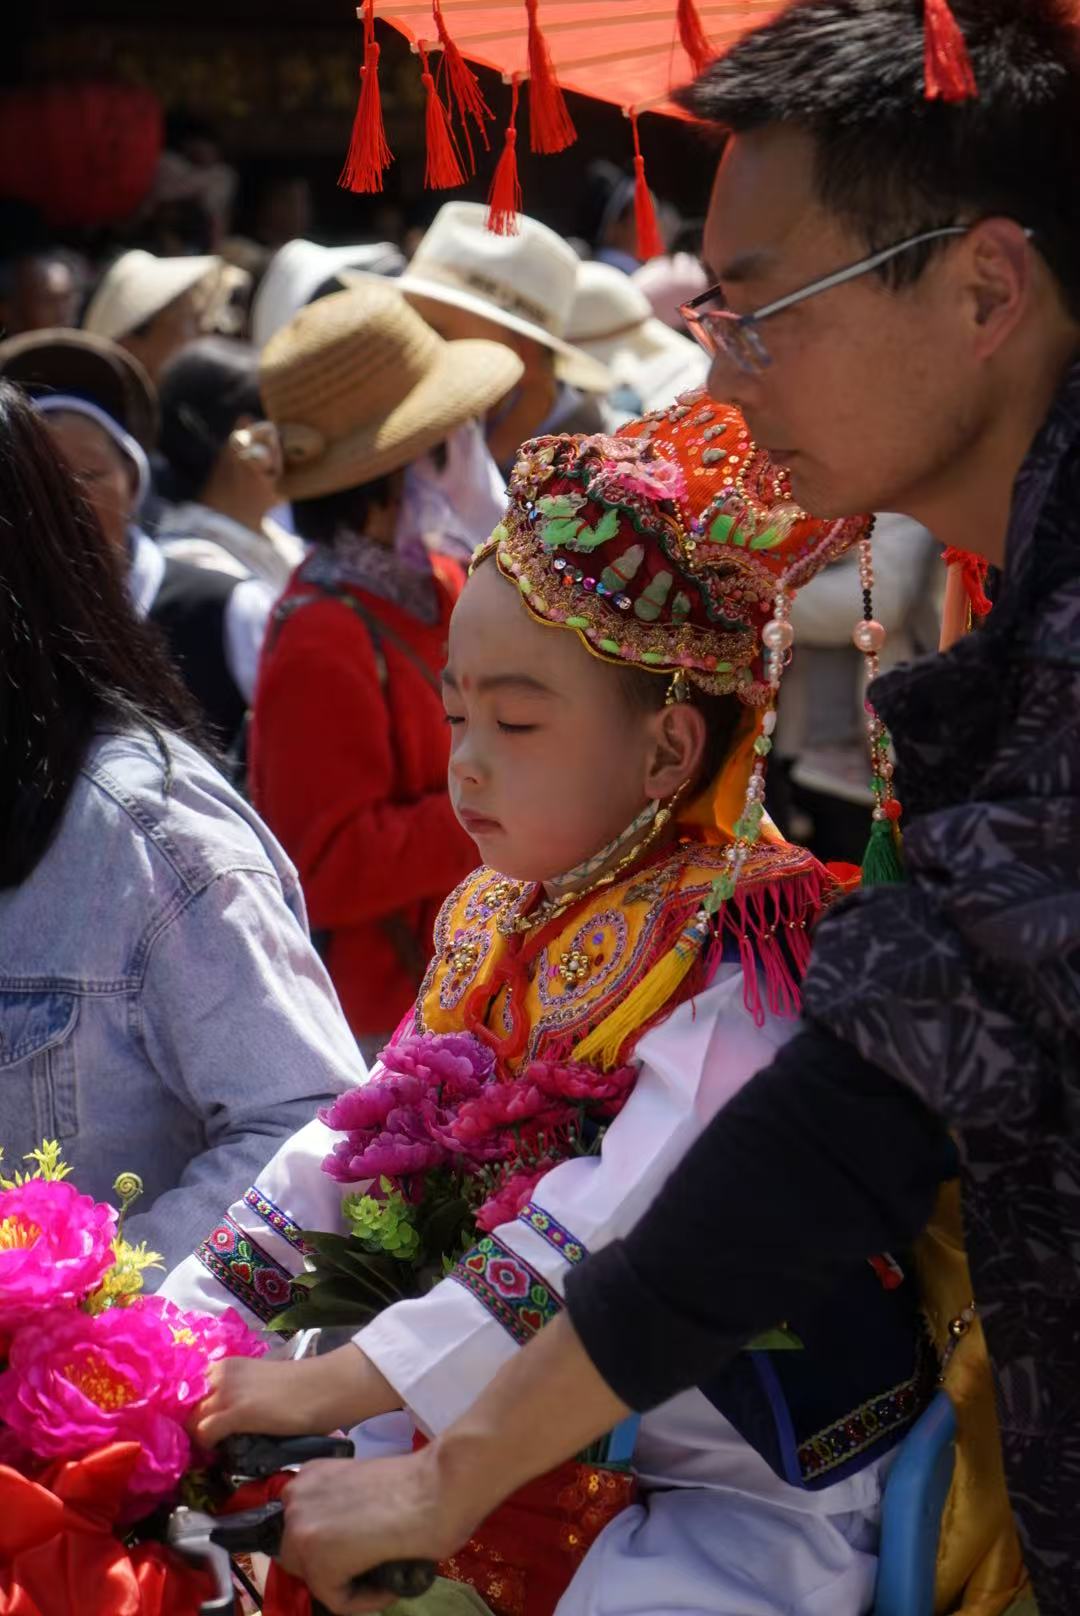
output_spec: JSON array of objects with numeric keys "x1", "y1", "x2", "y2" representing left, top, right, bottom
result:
[{"x1": 189, "y1": 1344, "x2": 385, "y2": 1449}]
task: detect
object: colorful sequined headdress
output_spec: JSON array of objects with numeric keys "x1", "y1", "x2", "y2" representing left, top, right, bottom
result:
[{"x1": 478, "y1": 392, "x2": 870, "y2": 704}]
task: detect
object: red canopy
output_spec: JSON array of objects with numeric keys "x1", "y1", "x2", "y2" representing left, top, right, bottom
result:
[{"x1": 380, "y1": 0, "x2": 780, "y2": 118}]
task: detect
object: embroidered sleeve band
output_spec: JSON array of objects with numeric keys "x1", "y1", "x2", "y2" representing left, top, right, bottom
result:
[
  {"x1": 196, "y1": 1213, "x2": 304, "y2": 1329},
  {"x1": 450, "y1": 1233, "x2": 562, "y2": 1347},
  {"x1": 517, "y1": 1202, "x2": 588, "y2": 1266}
]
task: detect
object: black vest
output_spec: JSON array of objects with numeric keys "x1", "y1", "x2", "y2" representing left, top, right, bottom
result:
[{"x1": 149, "y1": 559, "x2": 247, "y2": 752}]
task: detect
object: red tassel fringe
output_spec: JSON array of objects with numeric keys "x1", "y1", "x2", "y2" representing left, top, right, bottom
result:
[
  {"x1": 942, "y1": 547, "x2": 992, "y2": 618},
  {"x1": 487, "y1": 77, "x2": 523, "y2": 236},
  {"x1": 631, "y1": 114, "x2": 665, "y2": 262},
  {"x1": 676, "y1": 0, "x2": 713, "y2": 75},
  {"x1": 525, "y1": 0, "x2": 577, "y2": 154},
  {"x1": 432, "y1": 0, "x2": 493, "y2": 173},
  {"x1": 923, "y1": 0, "x2": 977, "y2": 103},
  {"x1": 339, "y1": 0, "x2": 393, "y2": 194},
  {"x1": 418, "y1": 41, "x2": 465, "y2": 189}
]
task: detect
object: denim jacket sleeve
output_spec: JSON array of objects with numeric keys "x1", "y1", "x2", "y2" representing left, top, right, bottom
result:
[{"x1": 123, "y1": 863, "x2": 362, "y2": 1268}]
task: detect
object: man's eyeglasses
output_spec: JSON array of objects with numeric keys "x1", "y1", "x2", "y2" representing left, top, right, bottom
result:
[{"x1": 680, "y1": 226, "x2": 971, "y2": 375}]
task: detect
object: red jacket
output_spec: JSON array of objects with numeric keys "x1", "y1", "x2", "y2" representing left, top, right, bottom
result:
[{"x1": 250, "y1": 569, "x2": 476, "y2": 1041}]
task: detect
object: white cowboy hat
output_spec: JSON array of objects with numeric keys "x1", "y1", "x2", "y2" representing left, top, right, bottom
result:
[
  {"x1": 394, "y1": 202, "x2": 611, "y2": 395},
  {"x1": 251, "y1": 237, "x2": 405, "y2": 350},
  {"x1": 82, "y1": 250, "x2": 221, "y2": 343},
  {"x1": 260, "y1": 281, "x2": 523, "y2": 501},
  {"x1": 566, "y1": 260, "x2": 708, "y2": 414}
]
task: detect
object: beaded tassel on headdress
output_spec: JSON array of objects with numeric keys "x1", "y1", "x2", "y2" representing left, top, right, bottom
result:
[{"x1": 855, "y1": 533, "x2": 906, "y2": 886}]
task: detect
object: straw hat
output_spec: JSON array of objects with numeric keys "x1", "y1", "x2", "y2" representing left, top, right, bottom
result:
[
  {"x1": 83, "y1": 249, "x2": 221, "y2": 343},
  {"x1": 566, "y1": 261, "x2": 707, "y2": 414},
  {"x1": 394, "y1": 202, "x2": 611, "y2": 396},
  {"x1": 260, "y1": 281, "x2": 524, "y2": 501},
  {"x1": 0, "y1": 327, "x2": 158, "y2": 449},
  {"x1": 251, "y1": 237, "x2": 405, "y2": 351}
]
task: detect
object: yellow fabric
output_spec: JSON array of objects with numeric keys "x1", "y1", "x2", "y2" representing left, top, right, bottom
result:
[
  {"x1": 417, "y1": 836, "x2": 822, "y2": 1075},
  {"x1": 917, "y1": 1182, "x2": 1030, "y2": 1615}
]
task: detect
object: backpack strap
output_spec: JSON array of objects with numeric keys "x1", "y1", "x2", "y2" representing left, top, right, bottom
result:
[{"x1": 268, "y1": 584, "x2": 441, "y2": 695}]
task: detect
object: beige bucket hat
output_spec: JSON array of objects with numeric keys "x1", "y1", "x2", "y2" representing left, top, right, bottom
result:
[
  {"x1": 260, "y1": 280, "x2": 524, "y2": 501},
  {"x1": 83, "y1": 250, "x2": 221, "y2": 343},
  {"x1": 394, "y1": 202, "x2": 611, "y2": 396}
]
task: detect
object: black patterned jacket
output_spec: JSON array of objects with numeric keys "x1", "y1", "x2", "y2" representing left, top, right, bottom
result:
[{"x1": 804, "y1": 358, "x2": 1080, "y2": 1611}]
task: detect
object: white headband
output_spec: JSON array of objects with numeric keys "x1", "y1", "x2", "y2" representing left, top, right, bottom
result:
[{"x1": 34, "y1": 393, "x2": 151, "y2": 506}]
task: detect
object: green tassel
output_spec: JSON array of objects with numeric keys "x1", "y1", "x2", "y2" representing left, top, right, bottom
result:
[{"x1": 860, "y1": 818, "x2": 906, "y2": 887}]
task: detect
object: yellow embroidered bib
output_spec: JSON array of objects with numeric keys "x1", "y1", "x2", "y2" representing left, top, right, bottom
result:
[{"x1": 415, "y1": 837, "x2": 828, "y2": 1076}]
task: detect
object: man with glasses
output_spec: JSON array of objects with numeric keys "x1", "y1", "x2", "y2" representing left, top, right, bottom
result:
[{"x1": 197, "y1": 2, "x2": 1079, "y2": 1610}]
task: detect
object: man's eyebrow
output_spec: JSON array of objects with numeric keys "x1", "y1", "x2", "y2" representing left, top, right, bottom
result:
[{"x1": 441, "y1": 670, "x2": 557, "y2": 696}]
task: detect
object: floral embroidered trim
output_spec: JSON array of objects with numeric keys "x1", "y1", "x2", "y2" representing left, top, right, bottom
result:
[
  {"x1": 195, "y1": 1214, "x2": 303, "y2": 1328},
  {"x1": 797, "y1": 1361, "x2": 926, "y2": 1482},
  {"x1": 517, "y1": 1203, "x2": 588, "y2": 1266},
  {"x1": 242, "y1": 1187, "x2": 312, "y2": 1256},
  {"x1": 450, "y1": 1234, "x2": 561, "y2": 1346}
]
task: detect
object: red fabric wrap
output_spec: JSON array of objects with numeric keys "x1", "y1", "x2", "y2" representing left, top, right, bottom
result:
[{"x1": 0, "y1": 1445, "x2": 214, "y2": 1616}]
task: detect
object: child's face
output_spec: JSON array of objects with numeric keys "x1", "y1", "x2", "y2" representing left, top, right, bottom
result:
[{"x1": 443, "y1": 562, "x2": 699, "y2": 883}]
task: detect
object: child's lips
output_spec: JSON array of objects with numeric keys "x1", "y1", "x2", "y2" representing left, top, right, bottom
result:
[{"x1": 459, "y1": 808, "x2": 503, "y2": 834}]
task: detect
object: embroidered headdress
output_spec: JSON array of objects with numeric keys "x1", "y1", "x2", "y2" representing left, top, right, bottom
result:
[
  {"x1": 478, "y1": 392, "x2": 870, "y2": 703},
  {"x1": 471, "y1": 395, "x2": 874, "y2": 1067}
]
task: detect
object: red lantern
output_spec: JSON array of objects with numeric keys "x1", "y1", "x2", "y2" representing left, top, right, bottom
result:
[{"x1": 0, "y1": 82, "x2": 164, "y2": 231}]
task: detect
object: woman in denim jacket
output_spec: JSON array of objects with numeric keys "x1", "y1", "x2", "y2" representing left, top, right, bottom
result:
[{"x1": 0, "y1": 381, "x2": 363, "y2": 1271}]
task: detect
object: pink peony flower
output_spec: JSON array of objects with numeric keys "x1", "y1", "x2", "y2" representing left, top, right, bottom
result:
[
  {"x1": 0, "y1": 1179, "x2": 117, "y2": 1325},
  {"x1": 475, "y1": 1163, "x2": 558, "y2": 1233},
  {"x1": 529, "y1": 1060, "x2": 638, "y2": 1113},
  {"x1": 320, "y1": 1032, "x2": 500, "y2": 1185},
  {"x1": 450, "y1": 1080, "x2": 557, "y2": 1143},
  {"x1": 0, "y1": 1298, "x2": 212, "y2": 1518},
  {"x1": 141, "y1": 1297, "x2": 267, "y2": 1365}
]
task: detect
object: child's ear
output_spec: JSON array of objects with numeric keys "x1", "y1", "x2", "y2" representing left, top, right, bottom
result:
[{"x1": 644, "y1": 703, "x2": 706, "y2": 800}]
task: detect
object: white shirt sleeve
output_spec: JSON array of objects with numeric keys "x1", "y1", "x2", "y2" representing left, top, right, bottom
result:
[
  {"x1": 159, "y1": 1115, "x2": 355, "y2": 1354},
  {"x1": 355, "y1": 966, "x2": 797, "y2": 1433},
  {"x1": 224, "y1": 577, "x2": 275, "y2": 704}
]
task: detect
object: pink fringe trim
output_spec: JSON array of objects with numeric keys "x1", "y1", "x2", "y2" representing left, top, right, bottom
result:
[{"x1": 703, "y1": 868, "x2": 826, "y2": 1028}]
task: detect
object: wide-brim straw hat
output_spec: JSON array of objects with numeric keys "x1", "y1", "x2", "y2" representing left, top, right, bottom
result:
[
  {"x1": 393, "y1": 202, "x2": 611, "y2": 397},
  {"x1": 83, "y1": 250, "x2": 221, "y2": 343},
  {"x1": 0, "y1": 327, "x2": 159, "y2": 449},
  {"x1": 260, "y1": 281, "x2": 524, "y2": 502}
]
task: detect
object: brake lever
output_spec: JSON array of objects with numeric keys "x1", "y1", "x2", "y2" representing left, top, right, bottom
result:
[
  {"x1": 220, "y1": 1432, "x2": 356, "y2": 1481},
  {"x1": 210, "y1": 1499, "x2": 438, "y2": 1603}
]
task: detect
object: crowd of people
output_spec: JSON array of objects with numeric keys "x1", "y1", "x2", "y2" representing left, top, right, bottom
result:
[{"x1": 0, "y1": 0, "x2": 1077, "y2": 1612}]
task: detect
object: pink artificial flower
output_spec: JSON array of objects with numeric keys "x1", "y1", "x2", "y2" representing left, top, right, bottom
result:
[
  {"x1": 529, "y1": 1059, "x2": 638, "y2": 1112},
  {"x1": 0, "y1": 1298, "x2": 211, "y2": 1518},
  {"x1": 475, "y1": 1163, "x2": 557, "y2": 1233},
  {"x1": 323, "y1": 1136, "x2": 447, "y2": 1185},
  {"x1": 320, "y1": 1032, "x2": 499, "y2": 1185},
  {"x1": 141, "y1": 1298, "x2": 267, "y2": 1365},
  {"x1": 0, "y1": 1179, "x2": 117, "y2": 1325},
  {"x1": 450, "y1": 1080, "x2": 553, "y2": 1143}
]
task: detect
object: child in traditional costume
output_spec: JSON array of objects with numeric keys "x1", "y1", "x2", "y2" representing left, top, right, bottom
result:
[{"x1": 168, "y1": 396, "x2": 935, "y2": 1616}]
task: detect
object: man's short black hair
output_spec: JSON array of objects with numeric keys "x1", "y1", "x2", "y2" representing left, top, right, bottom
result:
[{"x1": 679, "y1": 0, "x2": 1080, "y2": 315}]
